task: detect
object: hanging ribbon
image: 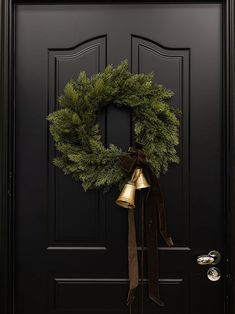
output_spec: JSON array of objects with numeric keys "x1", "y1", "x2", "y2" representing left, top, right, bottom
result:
[{"x1": 119, "y1": 145, "x2": 174, "y2": 307}]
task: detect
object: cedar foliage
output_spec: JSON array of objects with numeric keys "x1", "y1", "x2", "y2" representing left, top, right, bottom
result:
[{"x1": 47, "y1": 60, "x2": 180, "y2": 191}]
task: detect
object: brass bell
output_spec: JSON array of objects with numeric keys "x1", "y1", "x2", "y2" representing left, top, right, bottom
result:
[
  {"x1": 132, "y1": 168, "x2": 150, "y2": 190},
  {"x1": 116, "y1": 182, "x2": 136, "y2": 209}
]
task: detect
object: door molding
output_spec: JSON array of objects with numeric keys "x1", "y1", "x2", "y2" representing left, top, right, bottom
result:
[{"x1": 0, "y1": 1, "x2": 234, "y2": 313}]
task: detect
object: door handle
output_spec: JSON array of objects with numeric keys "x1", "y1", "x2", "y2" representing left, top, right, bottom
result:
[{"x1": 196, "y1": 250, "x2": 221, "y2": 266}]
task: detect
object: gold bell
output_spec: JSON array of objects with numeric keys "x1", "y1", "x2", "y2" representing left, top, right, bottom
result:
[
  {"x1": 132, "y1": 168, "x2": 150, "y2": 190},
  {"x1": 116, "y1": 182, "x2": 136, "y2": 209}
]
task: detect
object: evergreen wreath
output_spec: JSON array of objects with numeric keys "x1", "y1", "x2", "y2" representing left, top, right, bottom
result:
[{"x1": 47, "y1": 60, "x2": 180, "y2": 191}]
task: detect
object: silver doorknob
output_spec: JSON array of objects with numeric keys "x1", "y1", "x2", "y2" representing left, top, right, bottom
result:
[
  {"x1": 196, "y1": 250, "x2": 221, "y2": 266},
  {"x1": 207, "y1": 267, "x2": 221, "y2": 281}
]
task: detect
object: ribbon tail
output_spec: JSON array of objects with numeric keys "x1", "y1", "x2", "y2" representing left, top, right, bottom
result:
[
  {"x1": 155, "y1": 181, "x2": 174, "y2": 247},
  {"x1": 145, "y1": 189, "x2": 164, "y2": 307},
  {"x1": 127, "y1": 208, "x2": 139, "y2": 306}
]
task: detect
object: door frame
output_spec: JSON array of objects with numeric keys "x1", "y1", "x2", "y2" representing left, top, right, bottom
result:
[{"x1": 0, "y1": 1, "x2": 234, "y2": 313}]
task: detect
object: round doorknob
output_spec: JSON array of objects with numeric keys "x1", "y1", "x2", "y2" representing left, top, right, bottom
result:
[
  {"x1": 207, "y1": 267, "x2": 221, "y2": 281},
  {"x1": 197, "y1": 250, "x2": 221, "y2": 266}
]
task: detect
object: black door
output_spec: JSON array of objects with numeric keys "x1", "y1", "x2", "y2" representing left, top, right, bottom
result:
[{"x1": 15, "y1": 3, "x2": 224, "y2": 314}]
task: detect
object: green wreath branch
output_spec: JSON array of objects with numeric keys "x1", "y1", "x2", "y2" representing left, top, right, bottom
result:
[{"x1": 47, "y1": 60, "x2": 180, "y2": 191}]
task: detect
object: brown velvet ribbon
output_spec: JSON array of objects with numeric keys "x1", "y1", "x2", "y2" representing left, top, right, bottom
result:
[{"x1": 119, "y1": 145, "x2": 174, "y2": 307}]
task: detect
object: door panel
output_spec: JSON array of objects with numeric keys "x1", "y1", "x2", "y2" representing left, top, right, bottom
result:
[
  {"x1": 132, "y1": 35, "x2": 190, "y2": 247},
  {"x1": 15, "y1": 4, "x2": 224, "y2": 313},
  {"x1": 48, "y1": 36, "x2": 107, "y2": 249}
]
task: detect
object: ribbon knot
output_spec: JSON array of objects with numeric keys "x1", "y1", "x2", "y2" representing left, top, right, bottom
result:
[
  {"x1": 118, "y1": 145, "x2": 174, "y2": 309},
  {"x1": 119, "y1": 145, "x2": 146, "y2": 173}
]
